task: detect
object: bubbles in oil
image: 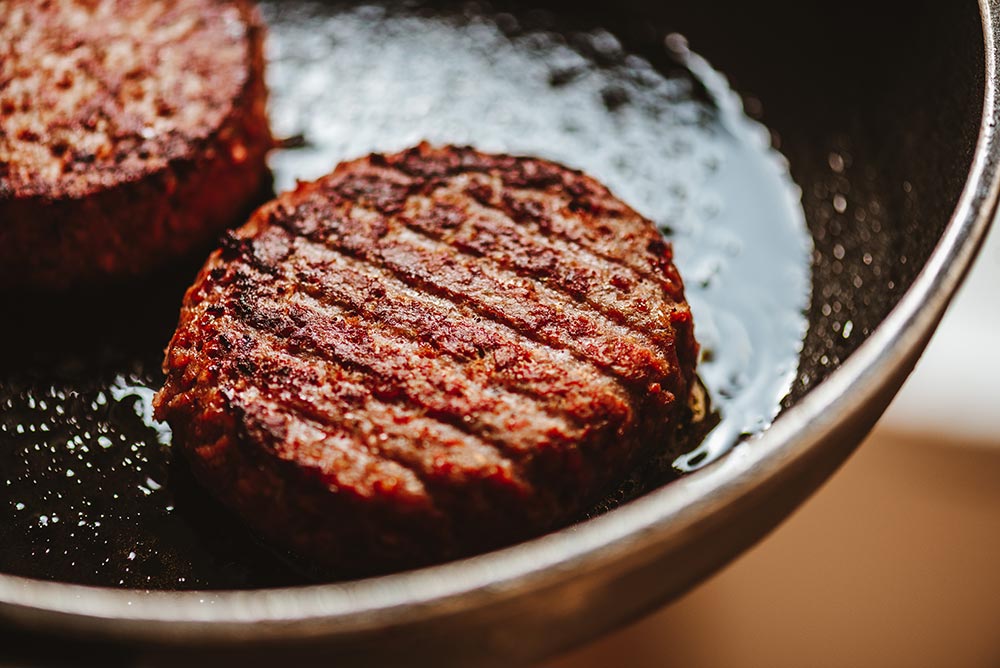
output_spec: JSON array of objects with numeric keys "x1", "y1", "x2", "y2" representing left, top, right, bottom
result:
[
  {"x1": 0, "y1": 370, "x2": 304, "y2": 588},
  {"x1": 0, "y1": 376, "x2": 175, "y2": 586}
]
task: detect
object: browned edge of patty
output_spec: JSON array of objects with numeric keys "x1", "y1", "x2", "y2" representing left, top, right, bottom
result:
[
  {"x1": 0, "y1": 0, "x2": 273, "y2": 289},
  {"x1": 154, "y1": 143, "x2": 699, "y2": 576}
]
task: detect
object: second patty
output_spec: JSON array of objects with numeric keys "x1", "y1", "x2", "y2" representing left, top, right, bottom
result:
[{"x1": 0, "y1": 0, "x2": 271, "y2": 289}]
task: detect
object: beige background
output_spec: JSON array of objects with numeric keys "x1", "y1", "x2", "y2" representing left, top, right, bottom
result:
[
  {"x1": 549, "y1": 428, "x2": 1000, "y2": 668},
  {"x1": 548, "y1": 214, "x2": 1000, "y2": 668}
]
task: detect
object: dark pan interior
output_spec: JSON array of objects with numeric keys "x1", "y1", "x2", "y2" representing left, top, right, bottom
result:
[
  {"x1": 0, "y1": 0, "x2": 984, "y2": 595},
  {"x1": 673, "y1": 0, "x2": 984, "y2": 399}
]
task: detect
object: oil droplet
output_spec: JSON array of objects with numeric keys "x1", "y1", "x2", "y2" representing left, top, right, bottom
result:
[
  {"x1": 109, "y1": 375, "x2": 172, "y2": 445},
  {"x1": 828, "y1": 152, "x2": 845, "y2": 173}
]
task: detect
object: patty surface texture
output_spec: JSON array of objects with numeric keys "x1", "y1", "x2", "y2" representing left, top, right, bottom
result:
[
  {"x1": 154, "y1": 143, "x2": 698, "y2": 575},
  {"x1": 0, "y1": 0, "x2": 271, "y2": 288}
]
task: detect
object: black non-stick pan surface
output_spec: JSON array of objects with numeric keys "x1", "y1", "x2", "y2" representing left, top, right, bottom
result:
[{"x1": 0, "y1": 0, "x2": 988, "y2": 662}]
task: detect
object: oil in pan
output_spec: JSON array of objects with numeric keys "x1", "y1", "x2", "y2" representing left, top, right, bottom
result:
[{"x1": 0, "y1": 1, "x2": 810, "y2": 589}]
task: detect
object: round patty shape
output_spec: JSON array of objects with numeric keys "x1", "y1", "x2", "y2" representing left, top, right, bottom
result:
[
  {"x1": 154, "y1": 144, "x2": 699, "y2": 575},
  {"x1": 0, "y1": 0, "x2": 271, "y2": 289}
]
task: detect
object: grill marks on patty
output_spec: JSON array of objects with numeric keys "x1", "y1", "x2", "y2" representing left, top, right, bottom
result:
[
  {"x1": 156, "y1": 144, "x2": 698, "y2": 573},
  {"x1": 272, "y1": 190, "x2": 682, "y2": 393},
  {"x1": 246, "y1": 227, "x2": 633, "y2": 423}
]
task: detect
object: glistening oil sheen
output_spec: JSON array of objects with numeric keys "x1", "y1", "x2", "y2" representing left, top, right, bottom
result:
[{"x1": 0, "y1": 1, "x2": 810, "y2": 589}]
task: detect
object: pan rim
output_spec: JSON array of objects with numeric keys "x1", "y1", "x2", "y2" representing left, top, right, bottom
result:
[{"x1": 1, "y1": 0, "x2": 997, "y2": 645}]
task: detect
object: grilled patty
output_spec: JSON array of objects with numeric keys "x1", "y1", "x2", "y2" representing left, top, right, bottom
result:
[
  {"x1": 154, "y1": 144, "x2": 699, "y2": 575},
  {"x1": 0, "y1": 0, "x2": 271, "y2": 289}
]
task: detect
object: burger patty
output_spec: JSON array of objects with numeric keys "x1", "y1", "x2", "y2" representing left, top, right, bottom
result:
[
  {"x1": 154, "y1": 144, "x2": 699, "y2": 575},
  {"x1": 0, "y1": 0, "x2": 272, "y2": 289}
]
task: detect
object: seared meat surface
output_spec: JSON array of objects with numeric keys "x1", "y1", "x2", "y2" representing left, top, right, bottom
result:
[
  {"x1": 0, "y1": 0, "x2": 271, "y2": 288},
  {"x1": 154, "y1": 144, "x2": 698, "y2": 575}
]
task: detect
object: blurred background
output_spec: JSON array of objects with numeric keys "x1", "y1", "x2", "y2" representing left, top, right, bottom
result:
[{"x1": 548, "y1": 216, "x2": 1000, "y2": 667}]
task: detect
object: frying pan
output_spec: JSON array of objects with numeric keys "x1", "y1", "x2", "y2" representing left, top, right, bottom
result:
[{"x1": 0, "y1": 0, "x2": 996, "y2": 665}]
